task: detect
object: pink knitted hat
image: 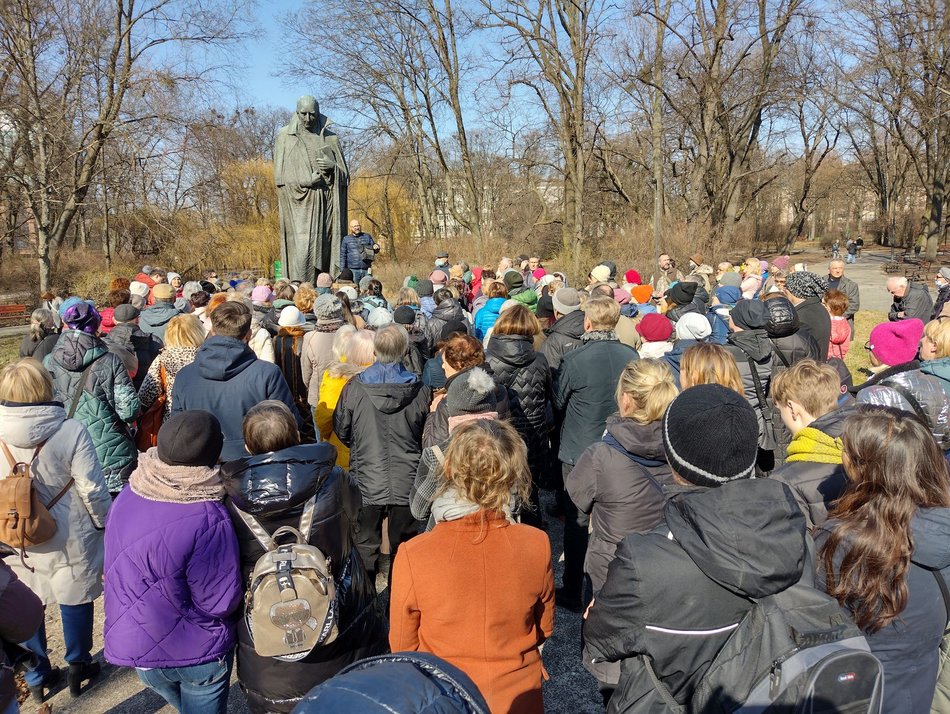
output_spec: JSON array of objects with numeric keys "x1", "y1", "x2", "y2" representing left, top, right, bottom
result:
[{"x1": 868, "y1": 319, "x2": 925, "y2": 366}]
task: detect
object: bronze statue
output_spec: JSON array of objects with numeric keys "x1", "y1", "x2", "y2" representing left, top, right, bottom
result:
[{"x1": 274, "y1": 96, "x2": 348, "y2": 281}]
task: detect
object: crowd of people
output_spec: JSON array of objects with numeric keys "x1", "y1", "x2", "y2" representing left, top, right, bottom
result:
[{"x1": 3, "y1": 241, "x2": 950, "y2": 714}]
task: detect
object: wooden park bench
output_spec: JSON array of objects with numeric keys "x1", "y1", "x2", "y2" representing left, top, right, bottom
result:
[
  {"x1": 906, "y1": 259, "x2": 933, "y2": 283},
  {"x1": 0, "y1": 303, "x2": 28, "y2": 326}
]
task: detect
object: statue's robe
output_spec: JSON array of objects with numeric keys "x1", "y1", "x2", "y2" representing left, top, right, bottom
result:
[{"x1": 274, "y1": 116, "x2": 348, "y2": 280}]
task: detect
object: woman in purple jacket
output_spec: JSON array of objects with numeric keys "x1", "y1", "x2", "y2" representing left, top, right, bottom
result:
[{"x1": 103, "y1": 410, "x2": 242, "y2": 714}]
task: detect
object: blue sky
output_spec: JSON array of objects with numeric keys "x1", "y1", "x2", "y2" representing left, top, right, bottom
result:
[{"x1": 240, "y1": 0, "x2": 304, "y2": 110}]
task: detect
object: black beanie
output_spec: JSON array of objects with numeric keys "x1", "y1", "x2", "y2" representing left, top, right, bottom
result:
[
  {"x1": 337, "y1": 268, "x2": 354, "y2": 282},
  {"x1": 439, "y1": 319, "x2": 468, "y2": 342},
  {"x1": 446, "y1": 368, "x2": 497, "y2": 416},
  {"x1": 662, "y1": 385, "x2": 758, "y2": 488},
  {"x1": 536, "y1": 294, "x2": 555, "y2": 319},
  {"x1": 157, "y1": 411, "x2": 224, "y2": 467},
  {"x1": 730, "y1": 299, "x2": 769, "y2": 330},
  {"x1": 393, "y1": 305, "x2": 416, "y2": 325},
  {"x1": 416, "y1": 279, "x2": 434, "y2": 297},
  {"x1": 667, "y1": 281, "x2": 697, "y2": 306}
]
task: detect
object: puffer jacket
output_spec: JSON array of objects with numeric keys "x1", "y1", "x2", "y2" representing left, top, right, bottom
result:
[
  {"x1": 422, "y1": 367, "x2": 510, "y2": 448},
  {"x1": 554, "y1": 337, "x2": 640, "y2": 465},
  {"x1": 665, "y1": 299, "x2": 704, "y2": 323},
  {"x1": 473, "y1": 297, "x2": 505, "y2": 339},
  {"x1": 46, "y1": 329, "x2": 139, "y2": 492},
  {"x1": 0, "y1": 402, "x2": 111, "y2": 604},
  {"x1": 540, "y1": 309, "x2": 586, "y2": 373},
  {"x1": 566, "y1": 416, "x2": 668, "y2": 592},
  {"x1": 295, "y1": 652, "x2": 490, "y2": 713},
  {"x1": 103, "y1": 322, "x2": 163, "y2": 390},
  {"x1": 0, "y1": 562, "x2": 44, "y2": 712},
  {"x1": 770, "y1": 405, "x2": 853, "y2": 530},
  {"x1": 764, "y1": 296, "x2": 822, "y2": 370},
  {"x1": 920, "y1": 356, "x2": 950, "y2": 401},
  {"x1": 339, "y1": 231, "x2": 375, "y2": 271},
  {"x1": 793, "y1": 297, "x2": 831, "y2": 357},
  {"x1": 424, "y1": 299, "x2": 470, "y2": 347},
  {"x1": 103, "y1": 470, "x2": 242, "y2": 669},
  {"x1": 817, "y1": 509, "x2": 950, "y2": 713},
  {"x1": 485, "y1": 335, "x2": 551, "y2": 476},
  {"x1": 510, "y1": 287, "x2": 539, "y2": 313},
  {"x1": 333, "y1": 362, "x2": 431, "y2": 506},
  {"x1": 855, "y1": 366, "x2": 950, "y2": 451},
  {"x1": 138, "y1": 301, "x2": 181, "y2": 342},
  {"x1": 172, "y1": 336, "x2": 300, "y2": 461},
  {"x1": 221, "y1": 444, "x2": 388, "y2": 713},
  {"x1": 725, "y1": 329, "x2": 774, "y2": 445},
  {"x1": 584, "y1": 479, "x2": 808, "y2": 712}
]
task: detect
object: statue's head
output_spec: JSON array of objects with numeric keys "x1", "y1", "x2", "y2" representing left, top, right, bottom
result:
[{"x1": 296, "y1": 95, "x2": 319, "y2": 132}]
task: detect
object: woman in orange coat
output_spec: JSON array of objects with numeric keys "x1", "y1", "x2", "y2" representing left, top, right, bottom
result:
[{"x1": 389, "y1": 419, "x2": 555, "y2": 713}]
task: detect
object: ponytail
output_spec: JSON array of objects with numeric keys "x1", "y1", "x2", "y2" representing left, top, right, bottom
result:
[{"x1": 616, "y1": 358, "x2": 679, "y2": 424}]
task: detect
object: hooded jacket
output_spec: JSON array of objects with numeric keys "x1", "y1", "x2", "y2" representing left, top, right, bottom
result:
[
  {"x1": 584, "y1": 479, "x2": 808, "y2": 712},
  {"x1": 137, "y1": 301, "x2": 181, "y2": 343},
  {"x1": 0, "y1": 402, "x2": 111, "y2": 605},
  {"x1": 473, "y1": 297, "x2": 505, "y2": 340},
  {"x1": 791, "y1": 297, "x2": 831, "y2": 357},
  {"x1": 817, "y1": 509, "x2": 950, "y2": 713},
  {"x1": 540, "y1": 309, "x2": 586, "y2": 373},
  {"x1": 764, "y1": 296, "x2": 822, "y2": 371},
  {"x1": 46, "y1": 329, "x2": 140, "y2": 491},
  {"x1": 725, "y1": 329, "x2": 774, "y2": 441},
  {"x1": 854, "y1": 367, "x2": 950, "y2": 451},
  {"x1": 221, "y1": 444, "x2": 387, "y2": 713},
  {"x1": 424, "y1": 299, "x2": 470, "y2": 347},
  {"x1": 103, "y1": 322, "x2": 163, "y2": 390},
  {"x1": 171, "y1": 336, "x2": 300, "y2": 461},
  {"x1": 485, "y1": 334, "x2": 551, "y2": 474},
  {"x1": 511, "y1": 287, "x2": 539, "y2": 313},
  {"x1": 661, "y1": 339, "x2": 697, "y2": 388},
  {"x1": 920, "y1": 356, "x2": 950, "y2": 402},
  {"x1": 333, "y1": 362, "x2": 431, "y2": 506},
  {"x1": 770, "y1": 406, "x2": 853, "y2": 530},
  {"x1": 554, "y1": 337, "x2": 640, "y2": 464}
]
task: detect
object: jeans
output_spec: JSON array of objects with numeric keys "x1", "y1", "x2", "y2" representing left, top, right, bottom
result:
[
  {"x1": 351, "y1": 268, "x2": 369, "y2": 285},
  {"x1": 561, "y1": 462, "x2": 590, "y2": 599},
  {"x1": 846, "y1": 253, "x2": 856, "y2": 264},
  {"x1": 21, "y1": 602, "x2": 94, "y2": 686},
  {"x1": 137, "y1": 652, "x2": 233, "y2": 714}
]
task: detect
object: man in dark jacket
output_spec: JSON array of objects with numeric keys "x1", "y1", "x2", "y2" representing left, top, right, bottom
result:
[
  {"x1": 783, "y1": 271, "x2": 831, "y2": 356},
  {"x1": 770, "y1": 359, "x2": 851, "y2": 530},
  {"x1": 553, "y1": 297, "x2": 639, "y2": 609},
  {"x1": 334, "y1": 325, "x2": 432, "y2": 578},
  {"x1": 663, "y1": 281, "x2": 704, "y2": 323},
  {"x1": 541, "y1": 287, "x2": 586, "y2": 373},
  {"x1": 726, "y1": 300, "x2": 776, "y2": 469},
  {"x1": 584, "y1": 385, "x2": 809, "y2": 711},
  {"x1": 138, "y1": 283, "x2": 181, "y2": 343},
  {"x1": 172, "y1": 301, "x2": 300, "y2": 460},
  {"x1": 887, "y1": 276, "x2": 934, "y2": 323},
  {"x1": 103, "y1": 304, "x2": 162, "y2": 390},
  {"x1": 826, "y1": 259, "x2": 860, "y2": 336},
  {"x1": 340, "y1": 218, "x2": 379, "y2": 285}
]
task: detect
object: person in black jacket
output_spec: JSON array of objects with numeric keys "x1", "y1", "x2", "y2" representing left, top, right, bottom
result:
[
  {"x1": 887, "y1": 276, "x2": 934, "y2": 323},
  {"x1": 221, "y1": 401, "x2": 387, "y2": 714},
  {"x1": 553, "y1": 297, "x2": 639, "y2": 609},
  {"x1": 540, "y1": 287, "x2": 586, "y2": 373},
  {"x1": 333, "y1": 325, "x2": 431, "y2": 578},
  {"x1": 783, "y1": 271, "x2": 831, "y2": 357},
  {"x1": 762, "y1": 294, "x2": 821, "y2": 369},
  {"x1": 424, "y1": 289, "x2": 470, "y2": 348},
  {"x1": 485, "y1": 305, "x2": 551, "y2": 515},
  {"x1": 662, "y1": 281, "x2": 704, "y2": 323},
  {"x1": 104, "y1": 304, "x2": 163, "y2": 389},
  {"x1": 770, "y1": 360, "x2": 852, "y2": 530},
  {"x1": 584, "y1": 385, "x2": 809, "y2": 712}
]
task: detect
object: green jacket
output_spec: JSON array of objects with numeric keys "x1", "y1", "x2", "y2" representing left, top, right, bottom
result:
[{"x1": 511, "y1": 288, "x2": 539, "y2": 314}]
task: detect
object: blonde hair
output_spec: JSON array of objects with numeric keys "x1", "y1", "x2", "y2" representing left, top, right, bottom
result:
[
  {"x1": 164, "y1": 314, "x2": 206, "y2": 348},
  {"x1": 584, "y1": 296, "x2": 620, "y2": 330},
  {"x1": 440, "y1": 420, "x2": 531, "y2": 515},
  {"x1": 396, "y1": 287, "x2": 421, "y2": 308},
  {"x1": 924, "y1": 319, "x2": 950, "y2": 359},
  {"x1": 346, "y1": 329, "x2": 376, "y2": 367},
  {"x1": 743, "y1": 258, "x2": 762, "y2": 276},
  {"x1": 615, "y1": 359, "x2": 679, "y2": 424},
  {"x1": 294, "y1": 285, "x2": 317, "y2": 314},
  {"x1": 680, "y1": 343, "x2": 744, "y2": 395},
  {"x1": 0, "y1": 358, "x2": 53, "y2": 403},
  {"x1": 492, "y1": 304, "x2": 541, "y2": 338},
  {"x1": 771, "y1": 359, "x2": 840, "y2": 419},
  {"x1": 331, "y1": 324, "x2": 357, "y2": 361}
]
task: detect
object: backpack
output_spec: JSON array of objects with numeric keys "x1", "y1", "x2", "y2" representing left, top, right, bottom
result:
[
  {"x1": 231, "y1": 495, "x2": 340, "y2": 659},
  {"x1": 643, "y1": 582, "x2": 884, "y2": 713},
  {"x1": 0, "y1": 440, "x2": 73, "y2": 571}
]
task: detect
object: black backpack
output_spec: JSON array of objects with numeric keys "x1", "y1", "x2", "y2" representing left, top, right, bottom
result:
[{"x1": 643, "y1": 583, "x2": 884, "y2": 713}]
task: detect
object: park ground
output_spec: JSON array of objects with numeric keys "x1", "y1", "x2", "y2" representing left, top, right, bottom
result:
[{"x1": 11, "y1": 245, "x2": 913, "y2": 712}]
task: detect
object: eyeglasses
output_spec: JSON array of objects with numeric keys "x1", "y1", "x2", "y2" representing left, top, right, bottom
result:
[{"x1": 864, "y1": 340, "x2": 872, "y2": 351}]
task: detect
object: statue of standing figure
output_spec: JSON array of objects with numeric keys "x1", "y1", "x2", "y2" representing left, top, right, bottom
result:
[{"x1": 274, "y1": 95, "x2": 348, "y2": 281}]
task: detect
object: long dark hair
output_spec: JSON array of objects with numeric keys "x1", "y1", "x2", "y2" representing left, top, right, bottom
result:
[{"x1": 820, "y1": 406, "x2": 950, "y2": 632}]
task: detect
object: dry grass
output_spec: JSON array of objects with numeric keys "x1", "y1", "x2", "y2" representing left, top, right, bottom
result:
[
  {"x1": 0, "y1": 336, "x2": 20, "y2": 369},
  {"x1": 844, "y1": 310, "x2": 888, "y2": 383}
]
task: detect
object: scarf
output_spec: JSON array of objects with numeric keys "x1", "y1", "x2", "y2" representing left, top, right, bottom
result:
[
  {"x1": 582, "y1": 330, "x2": 618, "y2": 343},
  {"x1": 130, "y1": 448, "x2": 224, "y2": 504},
  {"x1": 785, "y1": 427, "x2": 843, "y2": 465},
  {"x1": 431, "y1": 487, "x2": 515, "y2": 527},
  {"x1": 315, "y1": 319, "x2": 343, "y2": 333}
]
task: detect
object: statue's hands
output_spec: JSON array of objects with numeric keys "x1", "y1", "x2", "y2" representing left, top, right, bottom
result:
[{"x1": 316, "y1": 157, "x2": 335, "y2": 173}]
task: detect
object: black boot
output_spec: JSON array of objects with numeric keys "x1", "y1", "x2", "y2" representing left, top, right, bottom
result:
[
  {"x1": 67, "y1": 660, "x2": 100, "y2": 696},
  {"x1": 28, "y1": 667, "x2": 62, "y2": 703}
]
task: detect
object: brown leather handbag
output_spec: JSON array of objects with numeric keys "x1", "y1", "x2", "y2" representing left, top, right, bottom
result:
[{"x1": 136, "y1": 363, "x2": 166, "y2": 452}]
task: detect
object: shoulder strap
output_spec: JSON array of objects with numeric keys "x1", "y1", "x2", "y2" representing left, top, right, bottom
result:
[
  {"x1": 770, "y1": 340, "x2": 791, "y2": 368},
  {"x1": 68, "y1": 360, "x2": 98, "y2": 418},
  {"x1": 45, "y1": 477, "x2": 74, "y2": 510},
  {"x1": 639, "y1": 655, "x2": 687, "y2": 713},
  {"x1": 744, "y1": 355, "x2": 773, "y2": 423},
  {"x1": 0, "y1": 440, "x2": 15, "y2": 471},
  {"x1": 431, "y1": 444, "x2": 445, "y2": 465},
  {"x1": 159, "y1": 363, "x2": 167, "y2": 392},
  {"x1": 932, "y1": 569, "x2": 950, "y2": 634},
  {"x1": 881, "y1": 379, "x2": 930, "y2": 425},
  {"x1": 231, "y1": 492, "x2": 322, "y2": 553}
]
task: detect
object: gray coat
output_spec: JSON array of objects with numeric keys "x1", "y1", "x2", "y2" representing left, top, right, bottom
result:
[
  {"x1": 0, "y1": 403, "x2": 111, "y2": 606},
  {"x1": 826, "y1": 274, "x2": 860, "y2": 323},
  {"x1": 889, "y1": 282, "x2": 934, "y2": 323}
]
